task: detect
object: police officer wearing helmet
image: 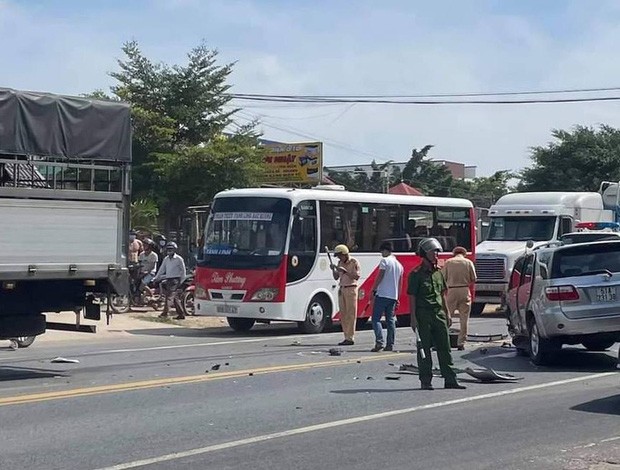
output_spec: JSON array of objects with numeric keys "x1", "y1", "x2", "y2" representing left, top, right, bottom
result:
[
  {"x1": 153, "y1": 241, "x2": 187, "y2": 319},
  {"x1": 407, "y1": 238, "x2": 465, "y2": 390},
  {"x1": 331, "y1": 244, "x2": 361, "y2": 346}
]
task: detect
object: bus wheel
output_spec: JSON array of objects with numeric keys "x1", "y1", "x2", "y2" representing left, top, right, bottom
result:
[
  {"x1": 471, "y1": 303, "x2": 485, "y2": 317},
  {"x1": 298, "y1": 296, "x2": 329, "y2": 334},
  {"x1": 396, "y1": 314, "x2": 411, "y2": 328},
  {"x1": 227, "y1": 317, "x2": 255, "y2": 332}
]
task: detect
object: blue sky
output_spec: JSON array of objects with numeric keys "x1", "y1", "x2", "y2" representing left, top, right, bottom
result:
[{"x1": 3, "y1": 0, "x2": 620, "y2": 176}]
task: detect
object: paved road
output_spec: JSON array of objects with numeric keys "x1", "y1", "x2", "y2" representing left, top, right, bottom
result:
[{"x1": 0, "y1": 316, "x2": 618, "y2": 470}]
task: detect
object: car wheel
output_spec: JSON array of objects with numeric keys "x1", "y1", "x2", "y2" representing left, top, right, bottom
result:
[
  {"x1": 528, "y1": 318, "x2": 558, "y2": 366},
  {"x1": 298, "y1": 296, "x2": 329, "y2": 334},
  {"x1": 471, "y1": 303, "x2": 485, "y2": 317},
  {"x1": 582, "y1": 339, "x2": 616, "y2": 351},
  {"x1": 227, "y1": 317, "x2": 255, "y2": 332}
]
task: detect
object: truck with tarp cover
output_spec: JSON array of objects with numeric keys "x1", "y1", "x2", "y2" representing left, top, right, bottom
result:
[{"x1": 0, "y1": 88, "x2": 131, "y2": 343}]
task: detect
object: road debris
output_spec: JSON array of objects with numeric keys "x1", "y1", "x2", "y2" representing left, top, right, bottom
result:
[
  {"x1": 211, "y1": 364, "x2": 221, "y2": 371},
  {"x1": 501, "y1": 342, "x2": 513, "y2": 349},
  {"x1": 290, "y1": 340, "x2": 301, "y2": 346},
  {"x1": 328, "y1": 348, "x2": 342, "y2": 356},
  {"x1": 464, "y1": 367, "x2": 523, "y2": 383},
  {"x1": 385, "y1": 376, "x2": 401, "y2": 381},
  {"x1": 480, "y1": 348, "x2": 488, "y2": 355},
  {"x1": 51, "y1": 357, "x2": 80, "y2": 364},
  {"x1": 295, "y1": 406, "x2": 303, "y2": 410},
  {"x1": 366, "y1": 376, "x2": 375, "y2": 380},
  {"x1": 248, "y1": 372, "x2": 254, "y2": 376}
]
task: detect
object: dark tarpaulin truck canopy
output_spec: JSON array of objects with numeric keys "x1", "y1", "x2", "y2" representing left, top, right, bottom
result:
[{"x1": 0, "y1": 88, "x2": 131, "y2": 162}]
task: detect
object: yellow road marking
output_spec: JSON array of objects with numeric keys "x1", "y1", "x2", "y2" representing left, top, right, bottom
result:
[{"x1": 0, "y1": 352, "x2": 407, "y2": 407}]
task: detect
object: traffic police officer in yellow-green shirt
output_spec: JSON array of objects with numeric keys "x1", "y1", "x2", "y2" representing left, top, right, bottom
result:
[{"x1": 407, "y1": 238, "x2": 466, "y2": 391}]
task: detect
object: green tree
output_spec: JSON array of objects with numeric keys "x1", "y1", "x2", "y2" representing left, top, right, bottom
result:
[
  {"x1": 519, "y1": 125, "x2": 620, "y2": 192},
  {"x1": 401, "y1": 145, "x2": 453, "y2": 196},
  {"x1": 101, "y1": 40, "x2": 262, "y2": 231},
  {"x1": 327, "y1": 160, "x2": 395, "y2": 193}
]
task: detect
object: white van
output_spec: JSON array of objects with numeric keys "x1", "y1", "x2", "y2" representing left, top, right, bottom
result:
[{"x1": 472, "y1": 192, "x2": 614, "y2": 315}]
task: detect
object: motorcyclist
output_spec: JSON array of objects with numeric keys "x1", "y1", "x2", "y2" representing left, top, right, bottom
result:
[
  {"x1": 152, "y1": 241, "x2": 186, "y2": 319},
  {"x1": 138, "y1": 238, "x2": 159, "y2": 298}
]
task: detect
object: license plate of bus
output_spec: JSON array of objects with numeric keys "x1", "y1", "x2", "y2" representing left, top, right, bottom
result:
[
  {"x1": 595, "y1": 287, "x2": 616, "y2": 302},
  {"x1": 216, "y1": 305, "x2": 239, "y2": 314}
]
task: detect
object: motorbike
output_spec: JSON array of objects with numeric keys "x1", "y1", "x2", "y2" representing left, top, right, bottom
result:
[
  {"x1": 109, "y1": 264, "x2": 165, "y2": 313},
  {"x1": 180, "y1": 273, "x2": 195, "y2": 316}
]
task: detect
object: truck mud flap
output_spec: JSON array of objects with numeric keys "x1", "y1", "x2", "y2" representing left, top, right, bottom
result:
[
  {"x1": 46, "y1": 322, "x2": 96, "y2": 333},
  {"x1": 0, "y1": 314, "x2": 46, "y2": 339}
]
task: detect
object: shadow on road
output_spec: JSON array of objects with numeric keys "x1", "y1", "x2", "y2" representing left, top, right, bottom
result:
[
  {"x1": 571, "y1": 394, "x2": 620, "y2": 416},
  {"x1": 0, "y1": 366, "x2": 66, "y2": 381},
  {"x1": 461, "y1": 345, "x2": 618, "y2": 374}
]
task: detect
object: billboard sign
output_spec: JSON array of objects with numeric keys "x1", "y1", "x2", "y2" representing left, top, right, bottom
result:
[{"x1": 259, "y1": 141, "x2": 323, "y2": 184}]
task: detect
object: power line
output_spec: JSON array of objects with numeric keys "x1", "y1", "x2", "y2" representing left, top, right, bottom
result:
[
  {"x1": 232, "y1": 85, "x2": 620, "y2": 100},
  {"x1": 231, "y1": 94, "x2": 620, "y2": 105}
]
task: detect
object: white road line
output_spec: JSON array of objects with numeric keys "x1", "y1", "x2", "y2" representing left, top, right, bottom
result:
[{"x1": 93, "y1": 372, "x2": 616, "y2": 470}]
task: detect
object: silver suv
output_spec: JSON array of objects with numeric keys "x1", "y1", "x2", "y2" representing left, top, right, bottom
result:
[{"x1": 507, "y1": 240, "x2": 620, "y2": 365}]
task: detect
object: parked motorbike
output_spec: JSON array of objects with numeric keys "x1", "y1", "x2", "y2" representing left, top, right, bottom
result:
[
  {"x1": 109, "y1": 264, "x2": 165, "y2": 313},
  {"x1": 180, "y1": 273, "x2": 195, "y2": 316}
]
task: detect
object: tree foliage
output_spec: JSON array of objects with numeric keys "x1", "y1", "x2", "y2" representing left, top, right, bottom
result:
[
  {"x1": 101, "y1": 40, "x2": 262, "y2": 230},
  {"x1": 519, "y1": 125, "x2": 620, "y2": 192},
  {"x1": 401, "y1": 145, "x2": 453, "y2": 196}
]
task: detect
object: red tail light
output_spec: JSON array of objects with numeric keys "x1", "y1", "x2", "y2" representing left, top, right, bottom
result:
[{"x1": 545, "y1": 286, "x2": 579, "y2": 301}]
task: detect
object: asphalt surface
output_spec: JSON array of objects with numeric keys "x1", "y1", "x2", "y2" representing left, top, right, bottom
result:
[{"x1": 0, "y1": 315, "x2": 618, "y2": 470}]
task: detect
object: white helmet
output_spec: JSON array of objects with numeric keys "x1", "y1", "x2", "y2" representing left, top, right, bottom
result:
[{"x1": 417, "y1": 238, "x2": 442, "y2": 257}]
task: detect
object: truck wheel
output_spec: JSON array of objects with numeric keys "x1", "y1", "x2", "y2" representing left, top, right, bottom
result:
[
  {"x1": 15, "y1": 336, "x2": 36, "y2": 348},
  {"x1": 298, "y1": 296, "x2": 329, "y2": 334},
  {"x1": 582, "y1": 339, "x2": 615, "y2": 351},
  {"x1": 471, "y1": 303, "x2": 485, "y2": 317},
  {"x1": 528, "y1": 318, "x2": 559, "y2": 366},
  {"x1": 227, "y1": 317, "x2": 255, "y2": 332}
]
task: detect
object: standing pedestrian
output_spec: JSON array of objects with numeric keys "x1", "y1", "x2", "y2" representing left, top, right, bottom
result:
[
  {"x1": 370, "y1": 241, "x2": 404, "y2": 352},
  {"x1": 442, "y1": 246, "x2": 477, "y2": 350},
  {"x1": 153, "y1": 242, "x2": 186, "y2": 319},
  {"x1": 408, "y1": 238, "x2": 465, "y2": 390},
  {"x1": 128, "y1": 230, "x2": 143, "y2": 264},
  {"x1": 331, "y1": 244, "x2": 360, "y2": 346}
]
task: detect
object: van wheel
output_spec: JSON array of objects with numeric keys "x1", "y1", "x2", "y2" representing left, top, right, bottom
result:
[
  {"x1": 227, "y1": 317, "x2": 255, "y2": 332},
  {"x1": 298, "y1": 296, "x2": 329, "y2": 334},
  {"x1": 528, "y1": 319, "x2": 559, "y2": 365},
  {"x1": 582, "y1": 339, "x2": 615, "y2": 351},
  {"x1": 471, "y1": 303, "x2": 485, "y2": 317}
]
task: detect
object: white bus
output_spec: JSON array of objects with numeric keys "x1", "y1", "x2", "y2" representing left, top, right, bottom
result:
[{"x1": 194, "y1": 187, "x2": 475, "y2": 333}]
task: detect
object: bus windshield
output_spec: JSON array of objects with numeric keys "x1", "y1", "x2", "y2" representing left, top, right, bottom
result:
[
  {"x1": 201, "y1": 197, "x2": 291, "y2": 269},
  {"x1": 487, "y1": 216, "x2": 556, "y2": 242}
]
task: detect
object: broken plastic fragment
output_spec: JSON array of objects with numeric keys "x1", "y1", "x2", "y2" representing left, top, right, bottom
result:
[{"x1": 51, "y1": 357, "x2": 80, "y2": 364}]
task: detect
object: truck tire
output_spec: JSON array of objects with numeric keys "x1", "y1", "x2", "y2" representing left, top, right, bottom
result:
[
  {"x1": 227, "y1": 317, "x2": 255, "y2": 332},
  {"x1": 109, "y1": 294, "x2": 130, "y2": 314},
  {"x1": 471, "y1": 303, "x2": 485, "y2": 317}
]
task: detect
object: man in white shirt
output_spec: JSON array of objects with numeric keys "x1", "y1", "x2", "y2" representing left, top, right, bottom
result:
[
  {"x1": 138, "y1": 239, "x2": 159, "y2": 297},
  {"x1": 370, "y1": 241, "x2": 404, "y2": 352},
  {"x1": 153, "y1": 242, "x2": 186, "y2": 319}
]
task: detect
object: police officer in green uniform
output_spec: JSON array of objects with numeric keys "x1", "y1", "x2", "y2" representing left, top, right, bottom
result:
[{"x1": 407, "y1": 238, "x2": 466, "y2": 391}]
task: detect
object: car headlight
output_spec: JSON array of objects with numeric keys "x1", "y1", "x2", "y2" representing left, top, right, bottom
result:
[
  {"x1": 251, "y1": 288, "x2": 279, "y2": 301},
  {"x1": 195, "y1": 286, "x2": 209, "y2": 300}
]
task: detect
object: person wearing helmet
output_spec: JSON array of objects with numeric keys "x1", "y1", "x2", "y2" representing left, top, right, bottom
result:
[
  {"x1": 152, "y1": 241, "x2": 187, "y2": 319},
  {"x1": 407, "y1": 238, "x2": 465, "y2": 390},
  {"x1": 331, "y1": 244, "x2": 361, "y2": 346},
  {"x1": 138, "y1": 239, "x2": 159, "y2": 297}
]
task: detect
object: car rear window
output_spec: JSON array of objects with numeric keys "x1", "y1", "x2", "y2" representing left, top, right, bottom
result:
[{"x1": 552, "y1": 242, "x2": 620, "y2": 278}]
